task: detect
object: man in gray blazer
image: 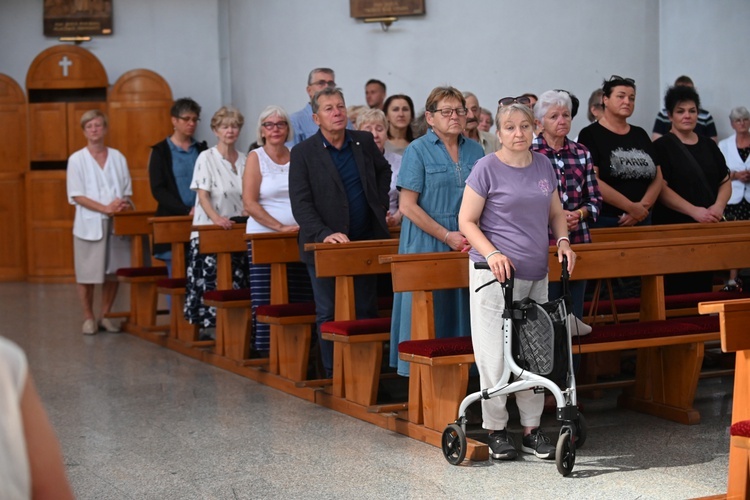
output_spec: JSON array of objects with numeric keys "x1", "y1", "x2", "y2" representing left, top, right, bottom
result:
[{"x1": 289, "y1": 86, "x2": 392, "y2": 377}]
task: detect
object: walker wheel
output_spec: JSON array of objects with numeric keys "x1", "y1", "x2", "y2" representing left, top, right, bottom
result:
[
  {"x1": 556, "y1": 431, "x2": 576, "y2": 476},
  {"x1": 574, "y1": 412, "x2": 587, "y2": 449},
  {"x1": 442, "y1": 424, "x2": 467, "y2": 465}
]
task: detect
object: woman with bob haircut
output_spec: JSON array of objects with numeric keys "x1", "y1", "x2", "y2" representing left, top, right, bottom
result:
[
  {"x1": 532, "y1": 89, "x2": 601, "y2": 331},
  {"x1": 356, "y1": 107, "x2": 403, "y2": 226},
  {"x1": 652, "y1": 85, "x2": 730, "y2": 293},
  {"x1": 389, "y1": 86, "x2": 484, "y2": 377},
  {"x1": 243, "y1": 105, "x2": 312, "y2": 354},
  {"x1": 67, "y1": 109, "x2": 133, "y2": 335},
  {"x1": 184, "y1": 106, "x2": 249, "y2": 335},
  {"x1": 459, "y1": 99, "x2": 576, "y2": 461}
]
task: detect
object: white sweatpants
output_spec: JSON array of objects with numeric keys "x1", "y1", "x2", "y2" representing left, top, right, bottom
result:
[{"x1": 469, "y1": 264, "x2": 548, "y2": 431}]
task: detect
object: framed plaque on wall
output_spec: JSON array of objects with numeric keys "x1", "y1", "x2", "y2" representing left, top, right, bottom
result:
[
  {"x1": 44, "y1": 0, "x2": 113, "y2": 37},
  {"x1": 350, "y1": 0, "x2": 425, "y2": 19}
]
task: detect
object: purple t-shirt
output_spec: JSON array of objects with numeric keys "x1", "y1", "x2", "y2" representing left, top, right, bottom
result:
[{"x1": 466, "y1": 152, "x2": 558, "y2": 281}]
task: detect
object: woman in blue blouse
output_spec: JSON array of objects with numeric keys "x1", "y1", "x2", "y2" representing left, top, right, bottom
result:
[{"x1": 389, "y1": 86, "x2": 484, "y2": 376}]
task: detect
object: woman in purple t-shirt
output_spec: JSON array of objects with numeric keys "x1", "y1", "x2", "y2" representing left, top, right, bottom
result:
[{"x1": 458, "y1": 101, "x2": 576, "y2": 462}]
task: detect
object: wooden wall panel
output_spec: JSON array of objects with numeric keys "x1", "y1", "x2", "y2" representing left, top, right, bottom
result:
[
  {"x1": 0, "y1": 74, "x2": 28, "y2": 281},
  {"x1": 25, "y1": 171, "x2": 74, "y2": 280},
  {"x1": 0, "y1": 174, "x2": 26, "y2": 280},
  {"x1": 28, "y1": 103, "x2": 67, "y2": 161}
]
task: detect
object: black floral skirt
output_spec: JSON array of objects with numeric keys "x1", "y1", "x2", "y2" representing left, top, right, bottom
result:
[
  {"x1": 184, "y1": 238, "x2": 249, "y2": 328},
  {"x1": 725, "y1": 199, "x2": 750, "y2": 221}
]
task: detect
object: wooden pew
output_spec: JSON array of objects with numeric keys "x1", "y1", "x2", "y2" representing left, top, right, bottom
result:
[
  {"x1": 112, "y1": 210, "x2": 167, "y2": 334},
  {"x1": 195, "y1": 224, "x2": 254, "y2": 364},
  {"x1": 586, "y1": 220, "x2": 750, "y2": 323},
  {"x1": 305, "y1": 239, "x2": 399, "y2": 406},
  {"x1": 698, "y1": 298, "x2": 750, "y2": 499},
  {"x1": 384, "y1": 232, "x2": 750, "y2": 427},
  {"x1": 149, "y1": 215, "x2": 203, "y2": 345},
  {"x1": 245, "y1": 231, "x2": 316, "y2": 382}
]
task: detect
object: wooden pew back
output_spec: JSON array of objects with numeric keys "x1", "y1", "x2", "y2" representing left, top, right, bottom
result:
[{"x1": 150, "y1": 215, "x2": 193, "y2": 279}]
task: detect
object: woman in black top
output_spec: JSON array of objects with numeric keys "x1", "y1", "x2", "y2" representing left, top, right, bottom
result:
[
  {"x1": 652, "y1": 85, "x2": 730, "y2": 293},
  {"x1": 578, "y1": 76, "x2": 663, "y2": 227}
]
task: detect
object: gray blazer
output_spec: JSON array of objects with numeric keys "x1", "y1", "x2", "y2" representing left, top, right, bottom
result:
[{"x1": 289, "y1": 129, "x2": 392, "y2": 264}]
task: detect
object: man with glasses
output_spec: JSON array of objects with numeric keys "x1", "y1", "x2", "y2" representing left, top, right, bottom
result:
[
  {"x1": 288, "y1": 68, "x2": 352, "y2": 147},
  {"x1": 289, "y1": 86, "x2": 391, "y2": 377},
  {"x1": 651, "y1": 75, "x2": 717, "y2": 142},
  {"x1": 462, "y1": 91, "x2": 499, "y2": 154}
]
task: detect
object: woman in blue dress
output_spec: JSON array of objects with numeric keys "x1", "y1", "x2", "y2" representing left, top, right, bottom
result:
[{"x1": 389, "y1": 86, "x2": 484, "y2": 376}]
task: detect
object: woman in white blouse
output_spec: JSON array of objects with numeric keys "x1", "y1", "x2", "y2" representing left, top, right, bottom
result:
[
  {"x1": 718, "y1": 106, "x2": 750, "y2": 290},
  {"x1": 184, "y1": 106, "x2": 249, "y2": 333},
  {"x1": 66, "y1": 110, "x2": 133, "y2": 335},
  {"x1": 243, "y1": 105, "x2": 312, "y2": 354}
]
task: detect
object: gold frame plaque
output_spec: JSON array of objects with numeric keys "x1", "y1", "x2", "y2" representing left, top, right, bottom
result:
[
  {"x1": 44, "y1": 0, "x2": 114, "y2": 37},
  {"x1": 350, "y1": 0, "x2": 425, "y2": 19}
]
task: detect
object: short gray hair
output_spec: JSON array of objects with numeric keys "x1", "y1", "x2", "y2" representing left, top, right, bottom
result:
[
  {"x1": 256, "y1": 105, "x2": 293, "y2": 145},
  {"x1": 311, "y1": 87, "x2": 345, "y2": 114},
  {"x1": 307, "y1": 67, "x2": 334, "y2": 86},
  {"x1": 80, "y1": 109, "x2": 108, "y2": 128},
  {"x1": 534, "y1": 90, "x2": 572, "y2": 122},
  {"x1": 729, "y1": 106, "x2": 750, "y2": 122}
]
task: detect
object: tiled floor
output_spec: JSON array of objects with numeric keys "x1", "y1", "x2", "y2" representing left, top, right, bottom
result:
[{"x1": 2, "y1": 282, "x2": 732, "y2": 499}]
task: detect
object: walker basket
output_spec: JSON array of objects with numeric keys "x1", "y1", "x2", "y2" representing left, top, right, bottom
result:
[{"x1": 512, "y1": 296, "x2": 568, "y2": 379}]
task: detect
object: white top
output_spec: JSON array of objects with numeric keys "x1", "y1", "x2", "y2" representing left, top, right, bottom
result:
[
  {"x1": 66, "y1": 147, "x2": 132, "y2": 241},
  {"x1": 0, "y1": 337, "x2": 30, "y2": 500},
  {"x1": 245, "y1": 147, "x2": 297, "y2": 234},
  {"x1": 718, "y1": 134, "x2": 750, "y2": 204},
  {"x1": 190, "y1": 147, "x2": 247, "y2": 239},
  {"x1": 384, "y1": 150, "x2": 402, "y2": 214}
]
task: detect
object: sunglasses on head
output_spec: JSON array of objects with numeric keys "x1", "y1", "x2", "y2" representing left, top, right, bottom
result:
[
  {"x1": 498, "y1": 96, "x2": 531, "y2": 107},
  {"x1": 607, "y1": 75, "x2": 636, "y2": 85}
]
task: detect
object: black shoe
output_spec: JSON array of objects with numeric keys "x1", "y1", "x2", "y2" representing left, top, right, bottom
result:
[
  {"x1": 721, "y1": 283, "x2": 739, "y2": 292},
  {"x1": 521, "y1": 428, "x2": 555, "y2": 459},
  {"x1": 488, "y1": 430, "x2": 517, "y2": 460}
]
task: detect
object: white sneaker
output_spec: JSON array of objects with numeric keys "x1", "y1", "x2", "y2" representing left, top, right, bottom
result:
[
  {"x1": 569, "y1": 314, "x2": 592, "y2": 336},
  {"x1": 82, "y1": 319, "x2": 97, "y2": 335}
]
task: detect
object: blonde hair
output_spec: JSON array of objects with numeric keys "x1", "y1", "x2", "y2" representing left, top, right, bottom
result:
[
  {"x1": 210, "y1": 106, "x2": 244, "y2": 131},
  {"x1": 356, "y1": 108, "x2": 387, "y2": 130},
  {"x1": 80, "y1": 109, "x2": 108, "y2": 129}
]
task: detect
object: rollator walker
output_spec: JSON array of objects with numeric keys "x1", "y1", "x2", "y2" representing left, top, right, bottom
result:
[{"x1": 441, "y1": 257, "x2": 587, "y2": 476}]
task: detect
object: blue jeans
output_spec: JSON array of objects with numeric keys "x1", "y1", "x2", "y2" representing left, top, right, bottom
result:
[{"x1": 306, "y1": 263, "x2": 379, "y2": 377}]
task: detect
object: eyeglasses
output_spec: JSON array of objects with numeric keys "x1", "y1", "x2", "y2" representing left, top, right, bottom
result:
[
  {"x1": 498, "y1": 96, "x2": 532, "y2": 107},
  {"x1": 429, "y1": 107, "x2": 468, "y2": 117},
  {"x1": 607, "y1": 75, "x2": 636, "y2": 85},
  {"x1": 311, "y1": 79, "x2": 336, "y2": 88},
  {"x1": 177, "y1": 116, "x2": 200, "y2": 123},
  {"x1": 261, "y1": 121, "x2": 289, "y2": 130}
]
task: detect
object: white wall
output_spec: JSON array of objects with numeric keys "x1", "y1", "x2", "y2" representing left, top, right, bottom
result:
[
  {"x1": 659, "y1": 0, "x2": 750, "y2": 140},
  {"x1": 1, "y1": 0, "x2": 747, "y2": 148},
  {"x1": 227, "y1": 0, "x2": 661, "y2": 147}
]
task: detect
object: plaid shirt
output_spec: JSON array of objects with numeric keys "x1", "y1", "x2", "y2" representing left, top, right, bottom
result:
[{"x1": 532, "y1": 134, "x2": 602, "y2": 244}]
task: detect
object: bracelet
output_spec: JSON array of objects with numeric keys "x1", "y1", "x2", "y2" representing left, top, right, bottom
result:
[
  {"x1": 556, "y1": 236, "x2": 571, "y2": 247},
  {"x1": 485, "y1": 250, "x2": 502, "y2": 261},
  {"x1": 443, "y1": 231, "x2": 450, "y2": 243},
  {"x1": 577, "y1": 209, "x2": 584, "y2": 221}
]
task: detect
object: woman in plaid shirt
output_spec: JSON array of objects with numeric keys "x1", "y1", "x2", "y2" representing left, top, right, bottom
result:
[{"x1": 532, "y1": 90, "x2": 602, "y2": 329}]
